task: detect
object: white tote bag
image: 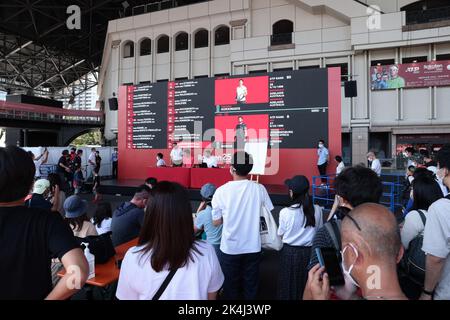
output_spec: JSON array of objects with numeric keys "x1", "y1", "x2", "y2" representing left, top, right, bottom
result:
[{"x1": 259, "y1": 186, "x2": 283, "y2": 251}]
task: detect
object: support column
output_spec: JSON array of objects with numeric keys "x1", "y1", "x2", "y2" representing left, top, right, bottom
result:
[{"x1": 351, "y1": 126, "x2": 369, "y2": 166}]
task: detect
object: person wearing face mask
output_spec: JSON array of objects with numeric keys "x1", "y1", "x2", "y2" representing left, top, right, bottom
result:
[
  {"x1": 421, "y1": 145, "x2": 450, "y2": 300},
  {"x1": 317, "y1": 140, "x2": 329, "y2": 185},
  {"x1": 304, "y1": 203, "x2": 407, "y2": 300},
  {"x1": 367, "y1": 152, "x2": 382, "y2": 177},
  {"x1": 308, "y1": 166, "x2": 383, "y2": 278}
]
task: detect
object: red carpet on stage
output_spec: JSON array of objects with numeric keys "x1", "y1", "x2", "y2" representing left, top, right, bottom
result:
[{"x1": 147, "y1": 167, "x2": 232, "y2": 188}]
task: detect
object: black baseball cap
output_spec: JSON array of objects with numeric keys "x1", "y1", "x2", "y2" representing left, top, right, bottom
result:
[{"x1": 285, "y1": 175, "x2": 310, "y2": 194}]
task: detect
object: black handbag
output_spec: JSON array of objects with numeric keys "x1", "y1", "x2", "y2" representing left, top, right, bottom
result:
[{"x1": 76, "y1": 232, "x2": 116, "y2": 264}]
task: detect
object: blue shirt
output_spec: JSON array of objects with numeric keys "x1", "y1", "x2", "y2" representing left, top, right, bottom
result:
[
  {"x1": 194, "y1": 206, "x2": 222, "y2": 246},
  {"x1": 112, "y1": 152, "x2": 118, "y2": 162},
  {"x1": 317, "y1": 147, "x2": 329, "y2": 165}
]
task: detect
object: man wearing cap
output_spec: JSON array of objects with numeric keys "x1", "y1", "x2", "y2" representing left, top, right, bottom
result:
[
  {"x1": 194, "y1": 183, "x2": 222, "y2": 257},
  {"x1": 25, "y1": 179, "x2": 53, "y2": 211}
]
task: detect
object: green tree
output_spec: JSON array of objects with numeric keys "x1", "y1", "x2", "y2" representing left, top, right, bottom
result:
[{"x1": 71, "y1": 130, "x2": 103, "y2": 146}]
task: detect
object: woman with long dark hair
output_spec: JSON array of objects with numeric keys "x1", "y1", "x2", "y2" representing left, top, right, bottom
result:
[
  {"x1": 116, "y1": 181, "x2": 224, "y2": 300},
  {"x1": 91, "y1": 202, "x2": 112, "y2": 235},
  {"x1": 277, "y1": 175, "x2": 323, "y2": 300}
]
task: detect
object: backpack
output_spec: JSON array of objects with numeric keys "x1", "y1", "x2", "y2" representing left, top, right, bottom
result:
[
  {"x1": 403, "y1": 210, "x2": 427, "y2": 285},
  {"x1": 324, "y1": 219, "x2": 342, "y2": 251},
  {"x1": 75, "y1": 232, "x2": 116, "y2": 264}
]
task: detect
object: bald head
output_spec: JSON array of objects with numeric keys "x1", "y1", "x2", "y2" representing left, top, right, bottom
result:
[{"x1": 342, "y1": 203, "x2": 401, "y2": 263}]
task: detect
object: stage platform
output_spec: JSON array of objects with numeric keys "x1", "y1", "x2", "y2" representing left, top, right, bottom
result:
[{"x1": 99, "y1": 179, "x2": 291, "y2": 206}]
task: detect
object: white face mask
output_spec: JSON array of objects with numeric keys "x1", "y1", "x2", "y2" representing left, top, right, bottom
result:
[
  {"x1": 341, "y1": 243, "x2": 360, "y2": 288},
  {"x1": 319, "y1": 144, "x2": 324, "y2": 149}
]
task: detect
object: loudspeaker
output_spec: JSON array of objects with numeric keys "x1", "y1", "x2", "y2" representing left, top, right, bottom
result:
[
  {"x1": 344, "y1": 80, "x2": 357, "y2": 98},
  {"x1": 108, "y1": 97, "x2": 118, "y2": 111}
]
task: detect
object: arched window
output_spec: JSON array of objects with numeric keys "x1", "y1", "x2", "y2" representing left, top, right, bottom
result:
[
  {"x1": 139, "y1": 38, "x2": 151, "y2": 56},
  {"x1": 194, "y1": 29, "x2": 209, "y2": 49},
  {"x1": 157, "y1": 35, "x2": 170, "y2": 54},
  {"x1": 214, "y1": 26, "x2": 230, "y2": 46},
  {"x1": 271, "y1": 20, "x2": 293, "y2": 46},
  {"x1": 175, "y1": 32, "x2": 189, "y2": 51},
  {"x1": 123, "y1": 41, "x2": 134, "y2": 58},
  {"x1": 402, "y1": 0, "x2": 450, "y2": 25}
]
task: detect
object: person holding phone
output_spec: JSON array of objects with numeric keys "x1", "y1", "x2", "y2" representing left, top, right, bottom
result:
[
  {"x1": 277, "y1": 175, "x2": 323, "y2": 300},
  {"x1": 304, "y1": 203, "x2": 407, "y2": 300}
]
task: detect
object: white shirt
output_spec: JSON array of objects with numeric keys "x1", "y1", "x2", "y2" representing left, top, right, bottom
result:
[
  {"x1": 422, "y1": 198, "x2": 450, "y2": 300},
  {"x1": 401, "y1": 210, "x2": 427, "y2": 250},
  {"x1": 156, "y1": 159, "x2": 166, "y2": 167},
  {"x1": 170, "y1": 148, "x2": 183, "y2": 162},
  {"x1": 116, "y1": 241, "x2": 224, "y2": 300},
  {"x1": 371, "y1": 158, "x2": 382, "y2": 176},
  {"x1": 34, "y1": 159, "x2": 43, "y2": 178},
  {"x1": 203, "y1": 156, "x2": 218, "y2": 168},
  {"x1": 91, "y1": 217, "x2": 112, "y2": 235},
  {"x1": 88, "y1": 152, "x2": 96, "y2": 167},
  {"x1": 336, "y1": 162, "x2": 345, "y2": 175},
  {"x1": 236, "y1": 85, "x2": 247, "y2": 102},
  {"x1": 277, "y1": 205, "x2": 323, "y2": 246},
  {"x1": 212, "y1": 180, "x2": 274, "y2": 255}
]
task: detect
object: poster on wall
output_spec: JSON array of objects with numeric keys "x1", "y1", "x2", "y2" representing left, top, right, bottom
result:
[{"x1": 370, "y1": 60, "x2": 450, "y2": 90}]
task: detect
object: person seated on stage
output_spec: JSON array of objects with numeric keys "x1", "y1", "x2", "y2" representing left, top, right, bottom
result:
[
  {"x1": 170, "y1": 142, "x2": 183, "y2": 167},
  {"x1": 156, "y1": 153, "x2": 166, "y2": 167},
  {"x1": 182, "y1": 148, "x2": 193, "y2": 168},
  {"x1": 111, "y1": 185, "x2": 151, "y2": 246},
  {"x1": 145, "y1": 177, "x2": 158, "y2": 190},
  {"x1": 202, "y1": 149, "x2": 218, "y2": 168},
  {"x1": 116, "y1": 181, "x2": 224, "y2": 300},
  {"x1": 194, "y1": 183, "x2": 222, "y2": 257}
]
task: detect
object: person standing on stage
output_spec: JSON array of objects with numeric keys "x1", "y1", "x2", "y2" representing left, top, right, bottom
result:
[
  {"x1": 170, "y1": 142, "x2": 183, "y2": 167},
  {"x1": 112, "y1": 148, "x2": 118, "y2": 179},
  {"x1": 88, "y1": 148, "x2": 96, "y2": 181},
  {"x1": 317, "y1": 140, "x2": 329, "y2": 184},
  {"x1": 367, "y1": 151, "x2": 382, "y2": 177}
]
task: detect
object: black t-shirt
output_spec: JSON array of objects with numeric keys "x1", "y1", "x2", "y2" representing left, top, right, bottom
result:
[
  {"x1": 57, "y1": 156, "x2": 68, "y2": 174},
  {"x1": 0, "y1": 206, "x2": 79, "y2": 299},
  {"x1": 425, "y1": 161, "x2": 437, "y2": 168},
  {"x1": 72, "y1": 155, "x2": 82, "y2": 171},
  {"x1": 25, "y1": 194, "x2": 52, "y2": 211}
]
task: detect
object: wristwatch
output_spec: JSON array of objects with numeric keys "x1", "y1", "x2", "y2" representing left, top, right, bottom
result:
[{"x1": 422, "y1": 288, "x2": 434, "y2": 296}]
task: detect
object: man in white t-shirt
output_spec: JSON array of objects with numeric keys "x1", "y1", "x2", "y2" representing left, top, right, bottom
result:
[
  {"x1": 170, "y1": 143, "x2": 183, "y2": 167},
  {"x1": 236, "y1": 79, "x2": 247, "y2": 104},
  {"x1": 421, "y1": 145, "x2": 450, "y2": 300},
  {"x1": 212, "y1": 151, "x2": 274, "y2": 299},
  {"x1": 29, "y1": 148, "x2": 49, "y2": 179},
  {"x1": 202, "y1": 150, "x2": 218, "y2": 168},
  {"x1": 367, "y1": 152, "x2": 382, "y2": 177},
  {"x1": 88, "y1": 148, "x2": 97, "y2": 180}
]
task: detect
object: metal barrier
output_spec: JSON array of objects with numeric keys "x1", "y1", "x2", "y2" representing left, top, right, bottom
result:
[{"x1": 312, "y1": 174, "x2": 398, "y2": 213}]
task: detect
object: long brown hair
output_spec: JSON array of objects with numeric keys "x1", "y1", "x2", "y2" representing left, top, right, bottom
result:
[
  {"x1": 138, "y1": 181, "x2": 201, "y2": 272},
  {"x1": 66, "y1": 215, "x2": 90, "y2": 232}
]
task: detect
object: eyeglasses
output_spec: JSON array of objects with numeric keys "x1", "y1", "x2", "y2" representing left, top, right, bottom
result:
[{"x1": 343, "y1": 213, "x2": 362, "y2": 231}]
